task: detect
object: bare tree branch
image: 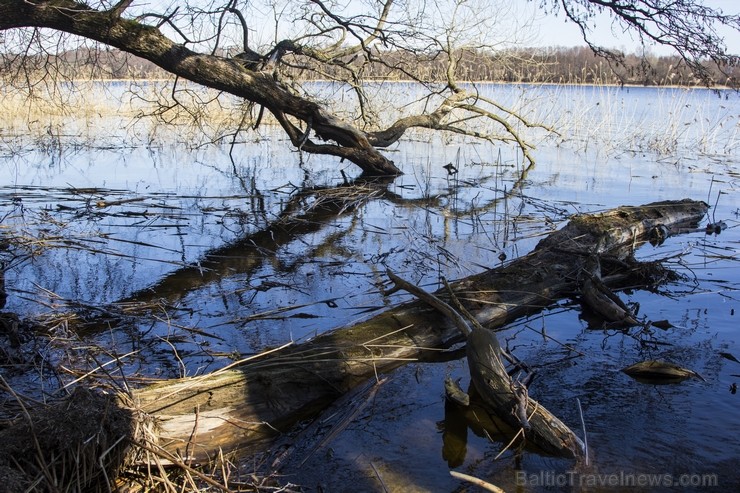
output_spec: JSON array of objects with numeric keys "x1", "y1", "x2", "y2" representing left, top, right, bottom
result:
[
  {"x1": 0, "y1": 0, "x2": 737, "y2": 176},
  {"x1": 550, "y1": 0, "x2": 740, "y2": 84},
  {"x1": 0, "y1": 0, "x2": 401, "y2": 175}
]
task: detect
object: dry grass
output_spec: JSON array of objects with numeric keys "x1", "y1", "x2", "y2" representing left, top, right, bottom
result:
[
  {"x1": 303, "y1": 183, "x2": 384, "y2": 215},
  {"x1": 0, "y1": 322, "x2": 302, "y2": 493},
  {"x1": 0, "y1": 81, "x2": 269, "y2": 151},
  {"x1": 0, "y1": 382, "x2": 287, "y2": 492},
  {"x1": 0, "y1": 379, "x2": 135, "y2": 493}
]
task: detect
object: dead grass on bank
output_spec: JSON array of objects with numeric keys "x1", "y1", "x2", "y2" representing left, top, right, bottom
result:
[
  {"x1": 0, "y1": 371, "x2": 298, "y2": 493},
  {"x1": 0, "y1": 308, "x2": 304, "y2": 493}
]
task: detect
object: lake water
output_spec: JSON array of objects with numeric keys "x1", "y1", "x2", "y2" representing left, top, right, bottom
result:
[{"x1": 0, "y1": 83, "x2": 738, "y2": 491}]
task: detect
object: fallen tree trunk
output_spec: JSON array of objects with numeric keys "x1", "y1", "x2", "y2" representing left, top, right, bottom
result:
[
  {"x1": 0, "y1": 199, "x2": 708, "y2": 491},
  {"x1": 130, "y1": 199, "x2": 707, "y2": 458}
]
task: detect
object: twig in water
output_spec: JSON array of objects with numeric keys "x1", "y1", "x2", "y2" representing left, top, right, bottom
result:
[
  {"x1": 493, "y1": 400, "x2": 540, "y2": 461},
  {"x1": 577, "y1": 397, "x2": 589, "y2": 466},
  {"x1": 59, "y1": 349, "x2": 138, "y2": 392},
  {"x1": 370, "y1": 461, "x2": 390, "y2": 493},
  {"x1": 449, "y1": 471, "x2": 505, "y2": 493},
  {"x1": 494, "y1": 427, "x2": 525, "y2": 461}
]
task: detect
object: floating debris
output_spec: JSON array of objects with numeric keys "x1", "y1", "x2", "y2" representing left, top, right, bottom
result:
[
  {"x1": 720, "y1": 352, "x2": 740, "y2": 364},
  {"x1": 622, "y1": 360, "x2": 706, "y2": 384},
  {"x1": 705, "y1": 221, "x2": 728, "y2": 234},
  {"x1": 443, "y1": 162, "x2": 458, "y2": 175}
]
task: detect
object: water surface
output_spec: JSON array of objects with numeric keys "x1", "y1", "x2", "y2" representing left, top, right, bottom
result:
[{"x1": 0, "y1": 83, "x2": 738, "y2": 491}]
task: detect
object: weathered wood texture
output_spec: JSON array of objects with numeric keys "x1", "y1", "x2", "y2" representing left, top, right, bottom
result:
[
  {"x1": 130, "y1": 199, "x2": 708, "y2": 462},
  {"x1": 386, "y1": 269, "x2": 583, "y2": 457},
  {"x1": 466, "y1": 328, "x2": 584, "y2": 457}
]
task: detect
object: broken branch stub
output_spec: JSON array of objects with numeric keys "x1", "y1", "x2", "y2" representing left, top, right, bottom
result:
[
  {"x1": 466, "y1": 328, "x2": 584, "y2": 457},
  {"x1": 386, "y1": 269, "x2": 583, "y2": 457}
]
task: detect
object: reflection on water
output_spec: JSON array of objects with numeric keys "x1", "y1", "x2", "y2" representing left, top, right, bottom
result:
[{"x1": 0, "y1": 84, "x2": 738, "y2": 490}]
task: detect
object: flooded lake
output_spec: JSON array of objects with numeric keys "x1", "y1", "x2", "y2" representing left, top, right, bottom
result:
[{"x1": 1, "y1": 83, "x2": 738, "y2": 491}]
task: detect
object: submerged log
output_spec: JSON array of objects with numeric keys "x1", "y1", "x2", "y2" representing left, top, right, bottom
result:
[
  {"x1": 622, "y1": 360, "x2": 706, "y2": 384},
  {"x1": 0, "y1": 199, "x2": 708, "y2": 490}
]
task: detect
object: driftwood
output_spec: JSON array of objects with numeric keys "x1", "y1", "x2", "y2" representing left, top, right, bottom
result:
[
  {"x1": 386, "y1": 270, "x2": 583, "y2": 457},
  {"x1": 622, "y1": 360, "x2": 706, "y2": 383},
  {"x1": 0, "y1": 199, "x2": 708, "y2": 490},
  {"x1": 123, "y1": 200, "x2": 709, "y2": 456}
]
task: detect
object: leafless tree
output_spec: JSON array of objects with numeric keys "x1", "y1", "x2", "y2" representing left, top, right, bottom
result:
[
  {"x1": 543, "y1": 0, "x2": 740, "y2": 83},
  {"x1": 0, "y1": 0, "x2": 737, "y2": 175}
]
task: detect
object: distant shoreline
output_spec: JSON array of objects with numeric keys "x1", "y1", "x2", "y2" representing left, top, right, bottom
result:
[{"x1": 50, "y1": 78, "x2": 737, "y2": 91}]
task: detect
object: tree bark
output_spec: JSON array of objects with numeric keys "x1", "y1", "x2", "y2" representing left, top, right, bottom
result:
[{"x1": 0, "y1": 199, "x2": 708, "y2": 491}]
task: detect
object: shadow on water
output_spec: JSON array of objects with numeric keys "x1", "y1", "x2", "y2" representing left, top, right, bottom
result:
[
  {"x1": 24, "y1": 157, "x2": 537, "y2": 344},
  {"x1": 80, "y1": 175, "x2": 400, "y2": 328}
]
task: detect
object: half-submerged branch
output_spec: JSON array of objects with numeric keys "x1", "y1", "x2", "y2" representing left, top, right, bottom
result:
[
  {"x1": 386, "y1": 269, "x2": 584, "y2": 457},
  {"x1": 0, "y1": 199, "x2": 708, "y2": 491}
]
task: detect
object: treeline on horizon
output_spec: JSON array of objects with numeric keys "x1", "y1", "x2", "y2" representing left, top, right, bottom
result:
[
  {"x1": 410, "y1": 46, "x2": 739, "y2": 87},
  {"x1": 4, "y1": 44, "x2": 738, "y2": 87},
  {"x1": 323, "y1": 46, "x2": 739, "y2": 87}
]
